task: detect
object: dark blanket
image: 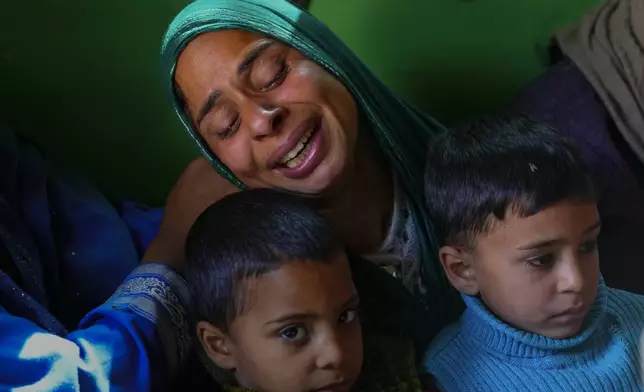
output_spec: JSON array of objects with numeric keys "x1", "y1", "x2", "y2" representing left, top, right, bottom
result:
[
  {"x1": 0, "y1": 127, "x2": 139, "y2": 330},
  {"x1": 512, "y1": 58, "x2": 644, "y2": 294}
]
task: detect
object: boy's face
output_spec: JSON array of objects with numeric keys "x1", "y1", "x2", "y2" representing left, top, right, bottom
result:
[
  {"x1": 201, "y1": 252, "x2": 362, "y2": 392},
  {"x1": 445, "y1": 201, "x2": 601, "y2": 339}
]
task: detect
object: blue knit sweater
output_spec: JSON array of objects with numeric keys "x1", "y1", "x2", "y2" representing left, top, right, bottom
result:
[{"x1": 424, "y1": 280, "x2": 644, "y2": 391}]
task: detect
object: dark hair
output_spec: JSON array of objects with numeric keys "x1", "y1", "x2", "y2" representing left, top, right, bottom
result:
[
  {"x1": 184, "y1": 188, "x2": 342, "y2": 332},
  {"x1": 424, "y1": 114, "x2": 596, "y2": 249}
]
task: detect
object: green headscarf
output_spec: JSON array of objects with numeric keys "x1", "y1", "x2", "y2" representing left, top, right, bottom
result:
[{"x1": 161, "y1": 0, "x2": 460, "y2": 330}]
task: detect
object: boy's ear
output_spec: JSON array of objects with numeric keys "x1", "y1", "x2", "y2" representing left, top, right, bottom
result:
[
  {"x1": 439, "y1": 245, "x2": 479, "y2": 296},
  {"x1": 196, "y1": 321, "x2": 237, "y2": 371}
]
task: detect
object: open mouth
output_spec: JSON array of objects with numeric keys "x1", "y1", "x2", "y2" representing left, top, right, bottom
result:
[
  {"x1": 279, "y1": 126, "x2": 316, "y2": 168},
  {"x1": 269, "y1": 116, "x2": 326, "y2": 180}
]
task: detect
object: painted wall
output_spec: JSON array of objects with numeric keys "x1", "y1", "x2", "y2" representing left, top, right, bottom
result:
[{"x1": 0, "y1": 0, "x2": 599, "y2": 205}]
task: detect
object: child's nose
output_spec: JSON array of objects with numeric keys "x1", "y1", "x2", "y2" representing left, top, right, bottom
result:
[
  {"x1": 556, "y1": 257, "x2": 584, "y2": 293},
  {"x1": 315, "y1": 335, "x2": 344, "y2": 370}
]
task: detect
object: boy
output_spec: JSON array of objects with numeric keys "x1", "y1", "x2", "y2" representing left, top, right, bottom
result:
[
  {"x1": 184, "y1": 189, "x2": 428, "y2": 392},
  {"x1": 423, "y1": 115, "x2": 644, "y2": 391}
]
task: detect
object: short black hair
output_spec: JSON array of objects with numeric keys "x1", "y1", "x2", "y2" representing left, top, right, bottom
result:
[
  {"x1": 424, "y1": 114, "x2": 596, "y2": 249},
  {"x1": 184, "y1": 188, "x2": 342, "y2": 332}
]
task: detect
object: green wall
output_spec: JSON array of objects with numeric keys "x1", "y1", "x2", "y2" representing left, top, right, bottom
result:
[{"x1": 0, "y1": 0, "x2": 599, "y2": 205}]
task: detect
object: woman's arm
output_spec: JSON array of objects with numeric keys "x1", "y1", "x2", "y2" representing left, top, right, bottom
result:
[
  {"x1": 0, "y1": 263, "x2": 189, "y2": 392},
  {"x1": 143, "y1": 157, "x2": 237, "y2": 269}
]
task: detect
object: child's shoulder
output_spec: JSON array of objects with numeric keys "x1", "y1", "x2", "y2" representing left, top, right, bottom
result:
[
  {"x1": 422, "y1": 320, "x2": 464, "y2": 364},
  {"x1": 606, "y1": 287, "x2": 644, "y2": 324}
]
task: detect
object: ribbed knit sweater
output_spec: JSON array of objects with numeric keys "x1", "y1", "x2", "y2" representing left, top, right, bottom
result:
[{"x1": 424, "y1": 280, "x2": 644, "y2": 391}]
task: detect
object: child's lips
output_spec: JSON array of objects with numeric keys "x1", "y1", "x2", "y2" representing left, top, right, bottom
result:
[
  {"x1": 552, "y1": 304, "x2": 586, "y2": 320},
  {"x1": 312, "y1": 381, "x2": 351, "y2": 392}
]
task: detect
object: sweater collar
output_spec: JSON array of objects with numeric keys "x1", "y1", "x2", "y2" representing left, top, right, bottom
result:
[{"x1": 460, "y1": 277, "x2": 608, "y2": 358}]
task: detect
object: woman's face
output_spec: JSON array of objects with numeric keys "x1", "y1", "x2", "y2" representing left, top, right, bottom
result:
[{"x1": 175, "y1": 30, "x2": 359, "y2": 196}]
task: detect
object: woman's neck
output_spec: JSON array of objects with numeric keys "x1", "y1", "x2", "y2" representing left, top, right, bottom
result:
[{"x1": 316, "y1": 137, "x2": 394, "y2": 255}]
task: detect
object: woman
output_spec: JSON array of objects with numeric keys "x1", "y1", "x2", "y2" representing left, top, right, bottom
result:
[{"x1": 149, "y1": 0, "x2": 460, "y2": 332}]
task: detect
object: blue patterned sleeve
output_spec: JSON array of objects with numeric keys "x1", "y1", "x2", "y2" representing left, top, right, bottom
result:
[{"x1": 0, "y1": 263, "x2": 190, "y2": 392}]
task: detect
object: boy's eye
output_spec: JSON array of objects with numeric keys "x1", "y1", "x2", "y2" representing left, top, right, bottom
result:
[
  {"x1": 579, "y1": 239, "x2": 599, "y2": 254},
  {"x1": 339, "y1": 309, "x2": 358, "y2": 324},
  {"x1": 526, "y1": 253, "x2": 556, "y2": 268},
  {"x1": 279, "y1": 325, "x2": 307, "y2": 341}
]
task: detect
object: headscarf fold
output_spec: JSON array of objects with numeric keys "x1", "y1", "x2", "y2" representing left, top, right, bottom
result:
[{"x1": 161, "y1": 0, "x2": 460, "y2": 329}]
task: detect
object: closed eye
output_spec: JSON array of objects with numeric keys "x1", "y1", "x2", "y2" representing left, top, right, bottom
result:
[
  {"x1": 261, "y1": 61, "x2": 290, "y2": 92},
  {"x1": 217, "y1": 115, "x2": 240, "y2": 140}
]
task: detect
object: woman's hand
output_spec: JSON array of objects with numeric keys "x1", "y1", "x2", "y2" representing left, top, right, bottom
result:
[{"x1": 143, "y1": 157, "x2": 237, "y2": 271}]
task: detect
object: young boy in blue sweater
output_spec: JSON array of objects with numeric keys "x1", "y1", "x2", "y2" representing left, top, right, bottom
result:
[{"x1": 423, "y1": 115, "x2": 644, "y2": 391}]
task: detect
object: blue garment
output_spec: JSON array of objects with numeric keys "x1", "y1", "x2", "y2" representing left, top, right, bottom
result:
[
  {"x1": 0, "y1": 128, "x2": 141, "y2": 327},
  {"x1": 119, "y1": 201, "x2": 163, "y2": 258},
  {"x1": 0, "y1": 127, "x2": 190, "y2": 391},
  {"x1": 424, "y1": 280, "x2": 644, "y2": 392}
]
